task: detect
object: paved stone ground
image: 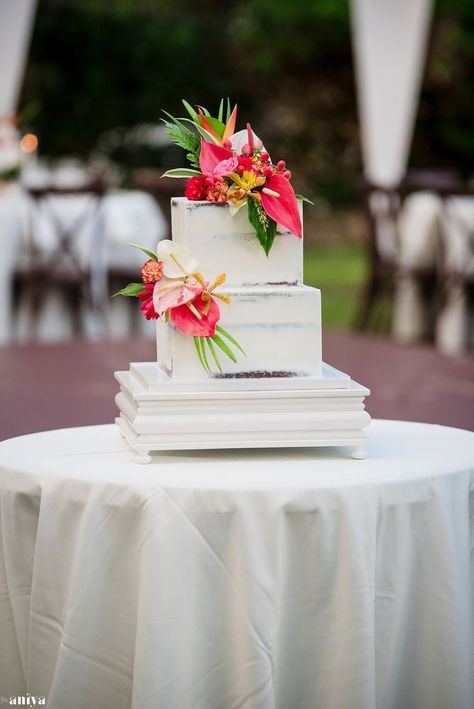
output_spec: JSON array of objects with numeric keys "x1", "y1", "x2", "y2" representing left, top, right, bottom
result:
[{"x1": 0, "y1": 332, "x2": 472, "y2": 441}]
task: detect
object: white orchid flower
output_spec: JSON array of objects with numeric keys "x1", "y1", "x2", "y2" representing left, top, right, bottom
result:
[{"x1": 156, "y1": 240, "x2": 198, "y2": 278}]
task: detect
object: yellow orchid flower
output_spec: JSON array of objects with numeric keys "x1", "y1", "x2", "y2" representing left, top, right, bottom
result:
[
  {"x1": 227, "y1": 170, "x2": 266, "y2": 212},
  {"x1": 228, "y1": 170, "x2": 266, "y2": 191}
]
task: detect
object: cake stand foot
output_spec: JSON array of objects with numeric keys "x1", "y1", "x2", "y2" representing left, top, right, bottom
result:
[
  {"x1": 135, "y1": 451, "x2": 152, "y2": 464},
  {"x1": 351, "y1": 446, "x2": 367, "y2": 460}
]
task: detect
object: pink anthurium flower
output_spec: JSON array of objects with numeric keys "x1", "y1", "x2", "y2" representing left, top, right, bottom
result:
[
  {"x1": 199, "y1": 140, "x2": 235, "y2": 175},
  {"x1": 171, "y1": 294, "x2": 220, "y2": 337},
  {"x1": 153, "y1": 276, "x2": 203, "y2": 318},
  {"x1": 260, "y1": 173, "x2": 302, "y2": 238}
]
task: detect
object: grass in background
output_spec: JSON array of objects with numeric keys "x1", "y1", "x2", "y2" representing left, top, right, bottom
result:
[{"x1": 304, "y1": 245, "x2": 368, "y2": 329}]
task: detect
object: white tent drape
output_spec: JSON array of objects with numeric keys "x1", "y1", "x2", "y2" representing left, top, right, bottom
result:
[
  {"x1": 0, "y1": 0, "x2": 37, "y2": 118},
  {"x1": 350, "y1": 0, "x2": 433, "y2": 188}
]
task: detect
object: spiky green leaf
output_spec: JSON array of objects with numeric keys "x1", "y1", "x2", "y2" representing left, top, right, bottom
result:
[
  {"x1": 128, "y1": 243, "x2": 159, "y2": 261},
  {"x1": 211, "y1": 333, "x2": 237, "y2": 363},
  {"x1": 185, "y1": 153, "x2": 199, "y2": 168},
  {"x1": 205, "y1": 337, "x2": 222, "y2": 372},
  {"x1": 215, "y1": 325, "x2": 246, "y2": 355},
  {"x1": 296, "y1": 194, "x2": 315, "y2": 205},
  {"x1": 200, "y1": 337, "x2": 211, "y2": 372},
  {"x1": 194, "y1": 337, "x2": 210, "y2": 374},
  {"x1": 217, "y1": 98, "x2": 224, "y2": 123},
  {"x1": 179, "y1": 117, "x2": 219, "y2": 144},
  {"x1": 161, "y1": 114, "x2": 201, "y2": 165},
  {"x1": 112, "y1": 282, "x2": 145, "y2": 298},
  {"x1": 182, "y1": 99, "x2": 198, "y2": 120}
]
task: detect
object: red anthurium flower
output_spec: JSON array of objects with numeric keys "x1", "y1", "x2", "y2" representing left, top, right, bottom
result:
[
  {"x1": 138, "y1": 284, "x2": 159, "y2": 320},
  {"x1": 171, "y1": 294, "x2": 220, "y2": 337},
  {"x1": 260, "y1": 173, "x2": 302, "y2": 238},
  {"x1": 199, "y1": 140, "x2": 235, "y2": 175}
]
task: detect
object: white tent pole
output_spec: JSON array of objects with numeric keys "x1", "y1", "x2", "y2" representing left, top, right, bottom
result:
[
  {"x1": 350, "y1": 0, "x2": 434, "y2": 189},
  {"x1": 0, "y1": 0, "x2": 38, "y2": 118}
]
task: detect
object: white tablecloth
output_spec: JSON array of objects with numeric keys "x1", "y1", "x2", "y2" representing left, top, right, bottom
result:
[
  {"x1": 0, "y1": 420, "x2": 473, "y2": 709},
  {"x1": 0, "y1": 187, "x2": 167, "y2": 343}
]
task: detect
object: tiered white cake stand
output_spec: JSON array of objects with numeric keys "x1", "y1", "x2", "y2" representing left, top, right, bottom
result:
[{"x1": 115, "y1": 362, "x2": 371, "y2": 463}]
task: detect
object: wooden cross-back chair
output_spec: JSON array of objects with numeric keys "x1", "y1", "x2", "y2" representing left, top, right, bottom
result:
[
  {"x1": 354, "y1": 169, "x2": 470, "y2": 339},
  {"x1": 14, "y1": 177, "x2": 108, "y2": 336},
  {"x1": 435, "y1": 185, "x2": 474, "y2": 352}
]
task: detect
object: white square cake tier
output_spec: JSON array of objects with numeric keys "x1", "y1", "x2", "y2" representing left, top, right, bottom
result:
[
  {"x1": 156, "y1": 285, "x2": 322, "y2": 380},
  {"x1": 171, "y1": 198, "x2": 303, "y2": 286}
]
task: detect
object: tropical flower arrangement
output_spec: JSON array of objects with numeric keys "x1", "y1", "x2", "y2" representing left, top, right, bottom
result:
[
  {"x1": 161, "y1": 99, "x2": 311, "y2": 256},
  {"x1": 115, "y1": 241, "x2": 244, "y2": 374}
]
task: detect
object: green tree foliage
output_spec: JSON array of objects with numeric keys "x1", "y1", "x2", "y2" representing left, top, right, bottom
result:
[{"x1": 21, "y1": 0, "x2": 474, "y2": 202}]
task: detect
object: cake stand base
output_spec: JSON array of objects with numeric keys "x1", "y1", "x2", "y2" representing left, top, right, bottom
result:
[{"x1": 114, "y1": 362, "x2": 371, "y2": 463}]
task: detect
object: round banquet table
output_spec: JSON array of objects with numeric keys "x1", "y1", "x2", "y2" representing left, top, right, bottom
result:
[{"x1": 0, "y1": 420, "x2": 473, "y2": 709}]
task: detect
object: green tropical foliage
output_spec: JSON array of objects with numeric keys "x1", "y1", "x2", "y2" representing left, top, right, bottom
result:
[{"x1": 21, "y1": 0, "x2": 474, "y2": 204}]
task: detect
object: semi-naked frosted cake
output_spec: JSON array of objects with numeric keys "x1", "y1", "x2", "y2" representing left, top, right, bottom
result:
[
  {"x1": 157, "y1": 198, "x2": 322, "y2": 380},
  {"x1": 114, "y1": 99, "x2": 370, "y2": 461}
]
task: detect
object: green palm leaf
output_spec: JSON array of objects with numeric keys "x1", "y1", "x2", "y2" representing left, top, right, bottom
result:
[
  {"x1": 194, "y1": 337, "x2": 210, "y2": 373},
  {"x1": 206, "y1": 337, "x2": 222, "y2": 372},
  {"x1": 211, "y1": 333, "x2": 237, "y2": 363},
  {"x1": 199, "y1": 337, "x2": 211, "y2": 372},
  {"x1": 215, "y1": 326, "x2": 246, "y2": 355}
]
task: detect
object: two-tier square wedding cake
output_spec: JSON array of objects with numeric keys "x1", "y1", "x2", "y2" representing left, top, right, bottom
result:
[{"x1": 157, "y1": 198, "x2": 322, "y2": 379}]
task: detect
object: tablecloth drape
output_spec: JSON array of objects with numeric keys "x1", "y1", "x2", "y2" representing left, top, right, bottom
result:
[{"x1": 0, "y1": 420, "x2": 473, "y2": 709}]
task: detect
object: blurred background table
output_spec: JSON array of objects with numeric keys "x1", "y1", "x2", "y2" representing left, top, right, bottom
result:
[
  {"x1": 0, "y1": 331, "x2": 472, "y2": 442},
  {"x1": 0, "y1": 184, "x2": 167, "y2": 344}
]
